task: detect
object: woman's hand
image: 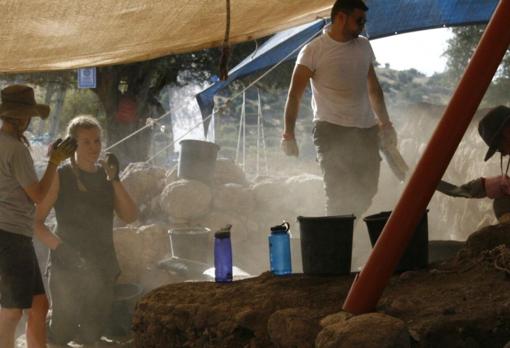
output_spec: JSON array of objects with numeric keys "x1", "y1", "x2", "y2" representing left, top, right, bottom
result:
[
  {"x1": 48, "y1": 137, "x2": 77, "y2": 166},
  {"x1": 99, "y1": 152, "x2": 120, "y2": 181}
]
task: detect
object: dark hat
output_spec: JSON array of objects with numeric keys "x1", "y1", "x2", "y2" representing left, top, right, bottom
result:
[
  {"x1": 0, "y1": 85, "x2": 50, "y2": 120},
  {"x1": 478, "y1": 105, "x2": 510, "y2": 161}
]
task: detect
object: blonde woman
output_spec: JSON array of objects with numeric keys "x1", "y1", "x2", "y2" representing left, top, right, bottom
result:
[
  {"x1": 0, "y1": 85, "x2": 76, "y2": 348},
  {"x1": 34, "y1": 115, "x2": 138, "y2": 346}
]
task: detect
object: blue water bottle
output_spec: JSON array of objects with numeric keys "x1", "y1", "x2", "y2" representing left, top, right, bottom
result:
[
  {"x1": 268, "y1": 222, "x2": 292, "y2": 275},
  {"x1": 214, "y1": 224, "x2": 233, "y2": 282}
]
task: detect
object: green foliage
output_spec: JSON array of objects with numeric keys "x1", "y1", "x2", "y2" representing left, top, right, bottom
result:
[
  {"x1": 444, "y1": 25, "x2": 486, "y2": 80},
  {"x1": 444, "y1": 25, "x2": 510, "y2": 106},
  {"x1": 62, "y1": 89, "x2": 105, "y2": 129}
]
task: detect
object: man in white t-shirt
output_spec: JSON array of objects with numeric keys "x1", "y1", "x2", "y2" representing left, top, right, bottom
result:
[{"x1": 281, "y1": 0, "x2": 398, "y2": 217}]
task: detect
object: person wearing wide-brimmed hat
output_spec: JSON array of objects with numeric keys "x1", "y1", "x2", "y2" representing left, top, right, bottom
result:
[
  {"x1": 437, "y1": 105, "x2": 510, "y2": 223},
  {"x1": 0, "y1": 85, "x2": 76, "y2": 348}
]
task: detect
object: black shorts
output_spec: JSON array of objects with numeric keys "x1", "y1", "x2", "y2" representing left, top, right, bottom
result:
[{"x1": 0, "y1": 230, "x2": 45, "y2": 309}]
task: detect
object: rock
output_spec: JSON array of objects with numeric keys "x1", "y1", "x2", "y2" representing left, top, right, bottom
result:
[
  {"x1": 251, "y1": 180, "x2": 291, "y2": 212},
  {"x1": 320, "y1": 311, "x2": 353, "y2": 328},
  {"x1": 147, "y1": 195, "x2": 164, "y2": 220},
  {"x1": 386, "y1": 298, "x2": 418, "y2": 315},
  {"x1": 285, "y1": 174, "x2": 326, "y2": 216},
  {"x1": 212, "y1": 183, "x2": 256, "y2": 215},
  {"x1": 194, "y1": 211, "x2": 246, "y2": 244},
  {"x1": 138, "y1": 224, "x2": 171, "y2": 270},
  {"x1": 214, "y1": 158, "x2": 248, "y2": 186},
  {"x1": 165, "y1": 165, "x2": 178, "y2": 186},
  {"x1": 465, "y1": 224, "x2": 510, "y2": 256},
  {"x1": 120, "y1": 162, "x2": 167, "y2": 205},
  {"x1": 160, "y1": 179, "x2": 212, "y2": 220},
  {"x1": 139, "y1": 267, "x2": 180, "y2": 292},
  {"x1": 315, "y1": 313, "x2": 410, "y2": 348},
  {"x1": 267, "y1": 307, "x2": 323, "y2": 348},
  {"x1": 133, "y1": 273, "x2": 354, "y2": 347},
  {"x1": 113, "y1": 224, "x2": 170, "y2": 283}
]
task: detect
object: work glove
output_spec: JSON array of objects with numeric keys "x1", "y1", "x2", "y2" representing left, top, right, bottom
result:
[
  {"x1": 484, "y1": 175, "x2": 510, "y2": 199},
  {"x1": 53, "y1": 243, "x2": 87, "y2": 270},
  {"x1": 48, "y1": 137, "x2": 77, "y2": 166},
  {"x1": 281, "y1": 134, "x2": 299, "y2": 157},
  {"x1": 99, "y1": 152, "x2": 120, "y2": 181},
  {"x1": 437, "y1": 178, "x2": 486, "y2": 198}
]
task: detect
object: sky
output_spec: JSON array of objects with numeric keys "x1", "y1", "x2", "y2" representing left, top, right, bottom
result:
[{"x1": 370, "y1": 28, "x2": 454, "y2": 76}]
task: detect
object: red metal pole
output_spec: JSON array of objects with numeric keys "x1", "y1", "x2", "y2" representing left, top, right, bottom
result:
[{"x1": 343, "y1": 0, "x2": 510, "y2": 315}]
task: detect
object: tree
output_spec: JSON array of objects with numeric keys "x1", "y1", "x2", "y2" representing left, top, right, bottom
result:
[
  {"x1": 93, "y1": 40, "x2": 257, "y2": 167},
  {"x1": 1, "y1": 39, "x2": 259, "y2": 167},
  {"x1": 443, "y1": 25, "x2": 510, "y2": 106}
]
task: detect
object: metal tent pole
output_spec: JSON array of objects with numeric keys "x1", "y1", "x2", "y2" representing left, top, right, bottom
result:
[{"x1": 343, "y1": 0, "x2": 510, "y2": 315}]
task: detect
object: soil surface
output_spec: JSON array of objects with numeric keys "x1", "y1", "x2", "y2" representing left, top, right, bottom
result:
[{"x1": 133, "y1": 224, "x2": 510, "y2": 347}]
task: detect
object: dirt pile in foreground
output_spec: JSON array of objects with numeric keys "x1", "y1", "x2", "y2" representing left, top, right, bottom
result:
[{"x1": 132, "y1": 224, "x2": 510, "y2": 348}]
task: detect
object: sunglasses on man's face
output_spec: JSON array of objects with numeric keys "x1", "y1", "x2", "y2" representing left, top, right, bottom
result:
[{"x1": 350, "y1": 15, "x2": 367, "y2": 26}]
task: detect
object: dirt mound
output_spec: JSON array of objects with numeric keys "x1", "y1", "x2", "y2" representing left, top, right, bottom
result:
[{"x1": 132, "y1": 224, "x2": 510, "y2": 347}]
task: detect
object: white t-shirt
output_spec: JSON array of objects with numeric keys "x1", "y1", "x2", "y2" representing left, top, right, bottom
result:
[{"x1": 296, "y1": 28, "x2": 377, "y2": 128}]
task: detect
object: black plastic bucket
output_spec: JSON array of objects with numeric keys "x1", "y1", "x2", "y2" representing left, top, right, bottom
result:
[
  {"x1": 297, "y1": 215, "x2": 356, "y2": 275},
  {"x1": 169, "y1": 227, "x2": 212, "y2": 264},
  {"x1": 107, "y1": 283, "x2": 144, "y2": 337},
  {"x1": 178, "y1": 140, "x2": 220, "y2": 184},
  {"x1": 364, "y1": 211, "x2": 429, "y2": 272},
  {"x1": 290, "y1": 237, "x2": 303, "y2": 273},
  {"x1": 428, "y1": 240, "x2": 464, "y2": 263}
]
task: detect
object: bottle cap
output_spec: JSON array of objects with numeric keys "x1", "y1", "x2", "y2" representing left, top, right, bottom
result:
[
  {"x1": 215, "y1": 224, "x2": 232, "y2": 239},
  {"x1": 270, "y1": 221, "x2": 290, "y2": 234}
]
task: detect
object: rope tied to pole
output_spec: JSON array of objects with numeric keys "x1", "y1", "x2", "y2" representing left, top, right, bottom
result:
[{"x1": 219, "y1": 0, "x2": 231, "y2": 81}]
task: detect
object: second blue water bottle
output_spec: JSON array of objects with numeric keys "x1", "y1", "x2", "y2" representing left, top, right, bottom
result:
[{"x1": 268, "y1": 222, "x2": 292, "y2": 275}]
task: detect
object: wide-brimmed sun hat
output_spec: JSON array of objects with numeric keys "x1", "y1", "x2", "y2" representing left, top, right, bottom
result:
[
  {"x1": 0, "y1": 85, "x2": 50, "y2": 120},
  {"x1": 478, "y1": 105, "x2": 510, "y2": 161}
]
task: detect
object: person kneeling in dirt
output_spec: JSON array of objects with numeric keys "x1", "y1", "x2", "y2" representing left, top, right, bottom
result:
[
  {"x1": 438, "y1": 105, "x2": 510, "y2": 222},
  {"x1": 34, "y1": 115, "x2": 138, "y2": 346}
]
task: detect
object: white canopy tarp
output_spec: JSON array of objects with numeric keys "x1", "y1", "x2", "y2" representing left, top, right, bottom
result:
[{"x1": 1, "y1": 0, "x2": 331, "y2": 73}]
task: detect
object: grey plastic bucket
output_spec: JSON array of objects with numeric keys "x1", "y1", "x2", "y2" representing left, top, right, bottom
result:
[
  {"x1": 178, "y1": 140, "x2": 220, "y2": 184},
  {"x1": 169, "y1": 227, "x2": 212, "y2": 264},
  {"x1": 297, "y1": 215, "x2": 356, "y2": 275},
  {"x1": 107, "y1": 283, "x2": 143, "y2": 337}
]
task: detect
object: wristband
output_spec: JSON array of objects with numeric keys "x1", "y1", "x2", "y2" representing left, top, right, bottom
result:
[{"x1": 282, "y1": 133, "x2": 295, "y2": 141}]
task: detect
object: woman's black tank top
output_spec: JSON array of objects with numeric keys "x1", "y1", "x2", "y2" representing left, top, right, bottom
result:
[{"x1": 54, "y1": 164, "x2": 119, "y2": 276}]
